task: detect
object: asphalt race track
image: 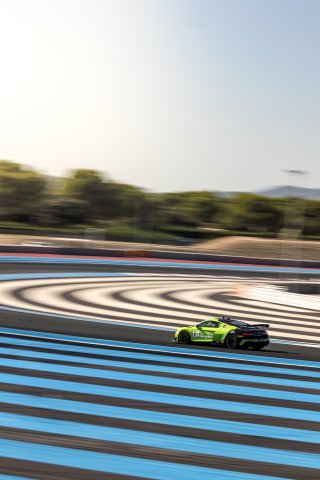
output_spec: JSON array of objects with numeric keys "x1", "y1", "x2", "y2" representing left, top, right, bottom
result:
[{"x1": 0, "y1": 255, "x2": 319, "y2": 480}]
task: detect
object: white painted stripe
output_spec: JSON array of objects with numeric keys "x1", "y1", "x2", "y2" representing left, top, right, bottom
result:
[
  {"x1": 232, "y1": 298, "x2": 317, "y2": 315},
  {"x1": 170, "y1": 290, "x2": 320, "y2": 336},
  {"x1": 246, "y1": 285, "x2": 320, "y2": 310},
  {"x1": 0, "y1": 275, "x2": 318, "y2": 345},
  {"x1": 172, "y1": 289, "x2": 318, "y2": 321}
]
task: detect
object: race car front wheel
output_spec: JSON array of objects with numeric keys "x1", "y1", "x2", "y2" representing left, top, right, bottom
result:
[
  {"x1": 225, "y1": 333, "x2": 238, "y2": 349},
  {"x1": 179, "y1": 330, "x2": 191, "y2": 344}
]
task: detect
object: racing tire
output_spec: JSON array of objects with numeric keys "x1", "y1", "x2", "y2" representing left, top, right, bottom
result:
[
  {"x1": 225, "y1": 333, "x2": 238, "y2": 349},
  {"x1": 179, "y1": 330, "x2": 191, "y2": 344}
]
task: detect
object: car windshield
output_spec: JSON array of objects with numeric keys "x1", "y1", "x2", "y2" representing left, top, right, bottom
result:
[{"x1": 223, "y1": 318, "x2": 248, "y2": 328}]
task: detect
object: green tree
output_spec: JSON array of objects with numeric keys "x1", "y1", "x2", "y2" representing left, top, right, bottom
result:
[
  {"x1": 155, "y1": 191, "x2": 220, "y2": 227},
  {"x1": 304, "y1": 200, "x2": 320, "y2": 236},
  {"x1": 63, "y1": 169, "x2": 107, "y2": 219},
  {"x1": 111, "y1": 183, "x2": 155, "y2": 227},
  {"x1": 178, "y1": 191, "x2": 220, "y2": 224},
  {"x1": 62, "y1": 169, "x2": 152, "y2": 223},
  {"x1": 218, "y1": 194, "x2": 282, "y2": 232},
  {"x1": 0, "y1": 160, "x2": 47, "y2": 221},
  {"x1": 43, "y1": 198, "x2": 88, "y2": 225}
]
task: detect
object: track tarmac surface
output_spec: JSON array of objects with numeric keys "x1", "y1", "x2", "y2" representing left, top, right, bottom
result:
[
  {"x1": 0, "y1": 261, "x2": 318, "y2": 360},
  {"x1": 0, "y1": 259, "x2": 319, "y2": 479}
]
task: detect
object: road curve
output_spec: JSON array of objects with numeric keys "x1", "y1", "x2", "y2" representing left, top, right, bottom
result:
[
  {"x1": 0, "y1": 257, "x2": 319, "y2": 480},
  {"x1": 0, "y1": 258, "x2": 319, "y2": 361}
]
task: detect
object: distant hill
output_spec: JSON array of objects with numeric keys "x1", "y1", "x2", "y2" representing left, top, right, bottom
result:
[{"x1": 255, "y1": 185, "x2": 320, "y2": 200}]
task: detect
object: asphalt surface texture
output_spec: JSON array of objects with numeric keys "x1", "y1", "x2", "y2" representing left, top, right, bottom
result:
[
  {"x1": 0, "y1": 261, "x2": 318, "y2": 361},
  {"x1": 0, "y1": 259, "x2": 319, "y2": 480}
]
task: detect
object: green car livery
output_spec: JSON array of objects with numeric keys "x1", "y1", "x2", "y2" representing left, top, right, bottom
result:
[{"x1": 174, "y1": 317, "x2": 269, "y2": 350}]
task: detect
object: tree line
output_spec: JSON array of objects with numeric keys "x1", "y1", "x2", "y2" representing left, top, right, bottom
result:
[{"x1": 0, "y1": 160, "x2": 319, "y2": 240}]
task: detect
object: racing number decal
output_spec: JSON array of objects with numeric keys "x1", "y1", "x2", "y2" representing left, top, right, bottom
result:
[{"x1": 193, "y1": 331, "x2": 200, "y2": 338}]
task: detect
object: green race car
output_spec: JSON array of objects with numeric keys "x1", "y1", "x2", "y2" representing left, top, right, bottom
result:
[{"x1": 174, "y1": 317, "x2": 270, "y2": 350}]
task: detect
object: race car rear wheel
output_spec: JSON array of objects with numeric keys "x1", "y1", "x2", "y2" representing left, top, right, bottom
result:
[
  {"x1": 179, "y1": 330, "x2": 191, "y2": 344},
  {"x1": 225, "y1": 333, "x2": 238, "y2": 349}
]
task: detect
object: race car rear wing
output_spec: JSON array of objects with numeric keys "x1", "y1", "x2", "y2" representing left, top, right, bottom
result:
[{"x1": 253, "y1": 323, "x2": 270, "y2": 328}]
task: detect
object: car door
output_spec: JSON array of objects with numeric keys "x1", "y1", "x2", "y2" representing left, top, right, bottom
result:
[
  {"x1": 201, "y1": 320, "x2": 221, "y2": 341},
  {"x1": 192, "y1": 321, "x2": 219, "y2": 342},
  {"x1": 210, "y1": 322, "x2": 227, "y2": 343}
]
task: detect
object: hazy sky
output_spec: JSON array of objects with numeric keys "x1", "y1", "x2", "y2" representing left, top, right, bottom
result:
[{"x1": 0, "y1": 0, "x2": 319, "y2": 192}]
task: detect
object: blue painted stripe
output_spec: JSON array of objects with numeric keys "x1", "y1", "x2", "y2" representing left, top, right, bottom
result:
[
  {"x1": 0, "y1": 272, "x2": 133, "y2": 280},
  {"x1": 2, "y1": 327, "x2": 320, "y2": 368},
  {"x1": 2, "y1": 336, "x2": 320, "y2": 379},
  {"x1": 0, "y1": 439, "x2": 295, "y2": 480},
  {"x1": 1, "y1": 357, "x2": 319, "y2": 403},
  {"x1": 0, "y1": 373, "x2": 318, "y2": 422},
  {"x1": 1, "y1": 412, "x2": 319, "y2": 469},
  {"x1": 1, "y1": 391, "x2": 318, "y2": 444},
  {"x1": 0, "y1": 477, "x2": 34, "y2": 480},
  {"x1": 1, "y1": 346, "x2": 318, "y2": 390},
  {"x1": 0, "y1": 254, "x2": 319, "y2": 274}
]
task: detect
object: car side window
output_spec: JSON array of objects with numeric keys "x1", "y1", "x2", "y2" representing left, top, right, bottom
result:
[
  {"x1": 197, "y1": 321, "x2": 210, "y2": 328},
  {"x1": 198, "y1": 321, "x2": 208, "y2": 327},
  {"x1": 204, "y1": 321, "x2": 219, "y2": 328}
]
